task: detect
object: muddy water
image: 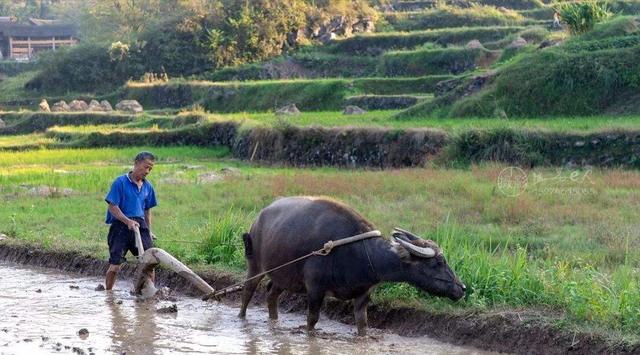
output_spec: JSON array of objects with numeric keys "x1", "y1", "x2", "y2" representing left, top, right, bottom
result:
[{"x1": 0, "y1": 263, "x2": 495, "y2": 355}]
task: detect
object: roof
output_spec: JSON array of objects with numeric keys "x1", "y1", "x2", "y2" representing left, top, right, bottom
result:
[
  {"x1": 0, "y1": 23, "x2": 77, "y2": 37},
  {"x1": 28, "y1": 18, "x2": 63, "y2": 26}
]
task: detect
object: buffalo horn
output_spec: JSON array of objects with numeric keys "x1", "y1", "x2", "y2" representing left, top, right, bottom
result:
[
  {"x1": 392, "y1": 227, "x2": 422, "y2": 241},
  {"x1": 393, "y1": 236, "x2": 436, "y2": 258}
]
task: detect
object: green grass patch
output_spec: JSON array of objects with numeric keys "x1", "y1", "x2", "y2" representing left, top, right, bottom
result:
[
  {"x1": 123, "y1": 79, "x2": 356, "y2": 112},
  {"x1": 477, "y1": 0, "x2": 544, "y2": 10},
  {"x1": 1, "y1": 148, "x2": 639, "y2": 340},
  {"x1": 385, "y1": 5, "x2": 524, "y2": 31},
  {"x1": 352, "y1": 75, "x2": 455, "y2": 95},
  {"x1": 576, "y1": 15, "x2": 639, "y2": 41},
  {"x1": 450, "y1": 46, "x2": 640, "y2": 117},
  {"x1": 327, "y1": 26, "x2": 524, "y2": 54},
  {"x1": 404, "y1": 17, "x2": 640, "y2": 118},
  {"x1": 0, "y1": 61, "x2": 38, "y2": 77},
  {"x1": 483, "y1": 26, "x2": 552, "y2": 50},
  {"x1": 380, "y1": 47, "x2": 499, "y2": 76},
  {"x1": 288, "y1": 52, "x2": 380, "y2": 78},
  {"x1": 227, "y1": 111, "x2": 640, "y2": 132},
  {"x1": 201, "y1": 53, "x2": 380, "y2": 81},
  {"x1": 0, "y1": 72, "x2": 39, "y2": 102},
  {"x1": 7, "y1": 110, "x2": 640, "y2": 135},
  {"x1": 0, "y1": 133, "x2": 55, "y2": 150},
  {"x1": 0, "y1": 112, "x2": 138, "y2": 135}
]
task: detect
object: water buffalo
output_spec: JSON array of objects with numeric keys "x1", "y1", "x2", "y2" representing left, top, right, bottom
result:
[{"x1": 239, "y1": 196, "x2": 466, "y2": 335}]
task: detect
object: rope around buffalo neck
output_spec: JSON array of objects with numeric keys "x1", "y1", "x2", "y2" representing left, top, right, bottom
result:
[{"x1": 202, "y1": 230, "x2": 382, "y2": 301}]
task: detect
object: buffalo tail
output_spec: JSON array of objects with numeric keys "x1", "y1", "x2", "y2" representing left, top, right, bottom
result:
[{"x1": 242, "y1": 232, "x2": 253, "y2": 258}]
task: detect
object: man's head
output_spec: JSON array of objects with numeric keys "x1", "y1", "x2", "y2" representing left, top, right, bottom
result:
[{"x1": 132, "y1": 151, "x2": 155, "y2": 181}]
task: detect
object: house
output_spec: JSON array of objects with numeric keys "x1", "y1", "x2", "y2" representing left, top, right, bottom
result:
[{"x1": 0, "y1": 17, "x2": 78, "y2": 60}]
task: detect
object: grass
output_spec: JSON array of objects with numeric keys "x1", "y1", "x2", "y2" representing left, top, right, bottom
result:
[
  {"x1": 385, "y1": 4, "x2": 524, "y2": 31},
  {"x1": 124, "y1": 79, "x2": 355, "y2": 112},
  {"x1": 380, "y1": 47, "x2": 499, "y2": 76},
  {"x1": 0, "y1": 72, "x2": 39, "y2": 102},
  {"x1": 0, "y1": 133, "x2": 55, "y2": 149},
  {"x1": 413, "y1": 16, "x2": 640, "y2": 118},
  {"x1": 44, "y1": 110, "x2": 640, "y2": 133},
  {"x1": 327, "y1": 26, "x2": 525, "y2": 54},
  {"x1": 3, "y1": 111, "x2": 640, "y2": 153},
  {"x1": 0, "y1": 71, "x2": 98, "y2": 106},
  {"x1": 123, "y1": 75, "x2": 465, "y2": 112},
  {"x1": 0, "y1": 146, "x2": 639, "y2": 342},
  {"x1": 218, "y1": 111, "x2": 640, "y2": 132}
]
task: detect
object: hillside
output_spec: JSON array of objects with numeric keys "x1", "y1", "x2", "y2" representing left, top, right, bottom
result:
[{"x1": 3, "y1": 0, "x2": 640, "y2": 119}]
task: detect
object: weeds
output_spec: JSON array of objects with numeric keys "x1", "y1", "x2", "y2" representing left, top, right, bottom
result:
[{"x1": 199, "y1": 208, "x2": 247, "y2": 267}]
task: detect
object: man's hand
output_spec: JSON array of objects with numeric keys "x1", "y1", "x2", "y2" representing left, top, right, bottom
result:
[{"x1": 125, "y1": 219, "x2": 140, "y2": 230}]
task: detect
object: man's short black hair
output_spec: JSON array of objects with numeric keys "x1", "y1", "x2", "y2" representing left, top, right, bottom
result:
[{"x1": 135, "y1": 151, "x2": 156, "y2": 162}]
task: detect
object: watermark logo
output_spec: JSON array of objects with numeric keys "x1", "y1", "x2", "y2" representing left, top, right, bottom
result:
[
  {"x1": 497, "y1": 167, "x2": 595, "y2": 197},
  {"x1": 497, "y1": 167, "x2": 528, "y2": 197}
]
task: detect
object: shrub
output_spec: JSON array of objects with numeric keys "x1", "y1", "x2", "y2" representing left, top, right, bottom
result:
[
  {"x1": 556, "y1": 0, "x2": 612, "y2": 35},
  {"x1": 26, "y1": 43, "x2": 145, "y2": 93}
]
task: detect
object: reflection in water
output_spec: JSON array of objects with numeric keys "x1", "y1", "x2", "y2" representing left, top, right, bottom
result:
[
  {"x1": 0, "y1": 262, "x2": 496, "y2": 354},
  {"x1": 106, "y1": 293, "x2": 159, "y2": 355}
]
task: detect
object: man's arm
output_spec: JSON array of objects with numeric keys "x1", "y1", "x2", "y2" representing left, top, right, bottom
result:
[{"x1": 108, "y1": 203, "x2": 139, "y2": 230}]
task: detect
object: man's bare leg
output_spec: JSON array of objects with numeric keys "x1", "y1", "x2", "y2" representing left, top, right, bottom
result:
[{"x1": 105, "y1": 264, "x2": 121, "y2": 290}]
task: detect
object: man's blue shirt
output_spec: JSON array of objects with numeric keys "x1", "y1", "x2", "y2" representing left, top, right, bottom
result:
[{"x1": 105, "y1": 173, "x2": 157, "y2": 224}]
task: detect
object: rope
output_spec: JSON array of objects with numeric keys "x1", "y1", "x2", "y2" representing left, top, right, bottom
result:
[{"x1": 202, "y1": 230, "x2": 382, "y2": 301}]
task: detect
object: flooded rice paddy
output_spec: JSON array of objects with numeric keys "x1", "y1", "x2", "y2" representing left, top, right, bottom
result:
[{"x1": 0, "y1": 262, "x2": 495, "y2": 354}]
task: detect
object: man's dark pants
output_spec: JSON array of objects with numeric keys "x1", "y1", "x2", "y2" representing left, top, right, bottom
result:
[{"x1": 107, "y1": 217, "x2": 153, "y2": 265}]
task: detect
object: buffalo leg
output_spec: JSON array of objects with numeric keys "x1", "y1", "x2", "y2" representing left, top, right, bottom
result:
[
  {"x1": 266, "y1": 282, "x2": 283, "y2": 319},
  {"x1": 238, "y1": 271, "x2": 264, "y2": 318},
  {"x1": 354, "y1": 293, "x2": 371, "y2": 336},
  {"x1": 306, "y1": 288, "x2": 325, "y2": 332}
]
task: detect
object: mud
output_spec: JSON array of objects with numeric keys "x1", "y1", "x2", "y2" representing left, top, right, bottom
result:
[
  {"x1": 0, "y1": 261, "x2": 490, "y2": 355},
  {"x1": 0, "y1": 244, "x2": 638, "y2": 355}
]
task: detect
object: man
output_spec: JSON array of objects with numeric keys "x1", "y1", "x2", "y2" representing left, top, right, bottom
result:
[
  {"x1": 104, "y1": 151, "x2": 158, "y2": 290},
  {"x1": 553, "y1": 11, "x2": 561, "y2": 29}
]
